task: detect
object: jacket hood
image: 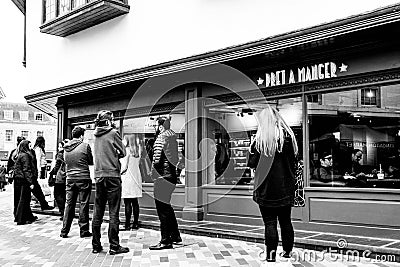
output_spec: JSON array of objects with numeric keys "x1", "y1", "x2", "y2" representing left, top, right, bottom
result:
[
  {"x1": 94, "y1": 126, "x2": 113, "y2": 137},
  {"x1": 64, "y1": 139, "x2": 83, "y2": 152}
]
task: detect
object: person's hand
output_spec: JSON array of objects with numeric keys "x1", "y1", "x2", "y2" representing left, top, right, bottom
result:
[{"x1": 30, "y1": 184, "x2": 34, "y2": 190}]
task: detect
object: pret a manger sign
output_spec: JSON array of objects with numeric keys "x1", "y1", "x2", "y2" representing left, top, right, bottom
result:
[{"x1": 256, "y1": 62, "x2": 348, "y2": 87}]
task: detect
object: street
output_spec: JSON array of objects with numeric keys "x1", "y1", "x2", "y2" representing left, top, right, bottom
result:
[{"x1": 0, "y1": 187, "x2": 399, "y2": 267}]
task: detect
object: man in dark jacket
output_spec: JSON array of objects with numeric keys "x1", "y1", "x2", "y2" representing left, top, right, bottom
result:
[
  {"x1": 60, "y1": 127, "x2": 93, "y2": 238},
  {"x1": 91, "y1": 110, "x2": 129, "y2": 255},
  {"x1": 149, "y1": 117, "x2": 182, "y2": 250}
]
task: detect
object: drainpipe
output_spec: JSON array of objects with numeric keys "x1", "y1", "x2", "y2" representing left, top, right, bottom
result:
[{"x1": 22, "y1": 10, "x2": 26, "y2": 68}]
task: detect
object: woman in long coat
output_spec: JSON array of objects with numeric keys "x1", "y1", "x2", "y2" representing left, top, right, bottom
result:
[
  {"x1": 120, "y1": 134, "x2": 143, "y2": 230},
  {"x1": 14, "y1": 140, "x2": 38, "y2": 225}
]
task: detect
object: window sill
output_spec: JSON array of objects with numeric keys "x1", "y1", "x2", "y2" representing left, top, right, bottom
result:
[{"x1": 40, "y1": 0, "x2": 130, "y2": 37}]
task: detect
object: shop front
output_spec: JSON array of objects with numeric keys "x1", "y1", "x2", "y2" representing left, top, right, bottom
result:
[{"x1": 26, "y1": 8, "x2": 400, "y2": 231}]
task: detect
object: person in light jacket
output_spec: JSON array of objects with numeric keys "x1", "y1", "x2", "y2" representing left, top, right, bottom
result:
[
  {"x1": 91, "y1": 110, "x2": 129, "y2": 255},
  {"x1": 120, "y1": 134, "x2": 143, "y2": 231},
  {"x1": 249, "y1": 106, "x2": 298, "y2": 263},
  {"x1": 31, "y1": 136, "x2": 54, "y2": 210}
]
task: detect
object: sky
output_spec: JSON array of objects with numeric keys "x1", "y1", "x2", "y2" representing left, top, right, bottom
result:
[
  {"x1": 0, "y1": 0, "x2": 399, "y2": 104},
  {"x1": 0, "y1": 1, "x2": 26, "y2": 103}
]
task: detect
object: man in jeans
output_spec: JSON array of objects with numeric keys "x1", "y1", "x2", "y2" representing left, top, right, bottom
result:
[
  {"x1": 149, "y1": 117, "x2": 182, "y2": 250},
  {"x1": 60, "y1": 126, "x2": 93, "y2": 238},
  {"x1": 91, "y1": 110, "x2": 129, "y2": 255}
]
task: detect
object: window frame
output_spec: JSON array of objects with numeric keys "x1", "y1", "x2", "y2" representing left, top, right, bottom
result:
[
  {"x1": 5, "y1": 130, "x2": 13, "y2": 142},
  {"x1": 4, "y1": 110, "x2": 13, "y2": 120},
  {"x1": 35, "y1": 112, "x2": 44, "y2": 122},
  {"x1": 19, "y1": 111, "x2": 29, "y2": 121}
]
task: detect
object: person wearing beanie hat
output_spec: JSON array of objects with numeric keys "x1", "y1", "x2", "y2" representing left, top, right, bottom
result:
[{"x1": 149, "y1": 116, "x2": 182, "y2": 250}]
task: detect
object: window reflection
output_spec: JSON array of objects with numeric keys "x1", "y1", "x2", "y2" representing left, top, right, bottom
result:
[
  {"x1": 308, "y1": 84, "x2": 400, "y2": 188},
  {"x1": 205, "y1": 97, "x2": 303, "y2": 186}
]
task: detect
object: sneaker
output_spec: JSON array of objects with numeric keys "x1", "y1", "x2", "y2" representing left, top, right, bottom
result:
[
  {"x1": 172, "y1": 237, "x2": 182, "y2": 245},
  {"x1": 149, "y1": 242, "x2": 173, "y2": 250},
  {"x1": 109, "y1": 246, "x2": 129, "y2": 255},
  {"x1": 131, "y1": 223, "x2": 139, "y2": 230},
  {"x1": 92, "y1": 246, "x2": 103, "y2": 254},
  {"x1": 80, "y1": 232, "x2": 92, "y2": 238},
  {"x1": 60, "y1": 233, "x2": 68, "y2": 238},
  {"x1": 279, "y1": 251, "x2": 291, "y2": 258}
]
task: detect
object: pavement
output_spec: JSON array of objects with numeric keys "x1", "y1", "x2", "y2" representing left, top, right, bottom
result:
[{"x1": 1, "y1": 186, "x2": 400, "y2": 266}]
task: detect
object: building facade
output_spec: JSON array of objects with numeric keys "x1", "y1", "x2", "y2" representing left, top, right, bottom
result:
[
  {"x1": 0, "y1": 101, "x2": 57, "y2": 165},
  {"x1": 19, "y1": 0, "x2": 400, "y2": 231}
]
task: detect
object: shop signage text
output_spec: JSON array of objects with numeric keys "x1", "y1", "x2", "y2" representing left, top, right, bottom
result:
[{"x1": 256, "y1": 62, "x2": 348, "y2": 87}]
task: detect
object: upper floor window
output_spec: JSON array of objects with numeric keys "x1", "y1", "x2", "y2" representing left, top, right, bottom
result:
[
  {"x1": 4, "y1": 110, "x2": 13, "y2": 120},
  {"x1": 41, "y1": 0, "x2": 130, "y2": 37},
  {"x1": 35, "y1": 113, "x2": 44, "y2": 121},
  {"x1": 5, "y1": 130, "x2": 13, "y2": 142},
  {"x1": 21, "y1": 131, "x2": 29, "y2": 139},
  {"x1": 361, "y1": 88, "x2": 379, "y2": 106},
  {"x1": 44, "y1": 0, "x2": 57, "y2": 22},
  {"x1": 19, "y1": 111, "x2": 29, "y2": 121}
]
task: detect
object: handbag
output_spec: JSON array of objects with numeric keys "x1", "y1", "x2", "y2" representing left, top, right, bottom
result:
[
  {"x1": 48, "y1": 173, "x2": 55, "y2": 187},
  {"x1": 247, "y1": 142, "x2": 260, "y2": 169}
]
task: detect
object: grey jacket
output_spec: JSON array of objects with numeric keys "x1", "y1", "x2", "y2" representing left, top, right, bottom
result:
[
  {"x1": 64, "y1": 138, "x2": 93, "y2": 180},
  {"x1": 93, "y1": 126, "x2": 126, "y2": 178}
]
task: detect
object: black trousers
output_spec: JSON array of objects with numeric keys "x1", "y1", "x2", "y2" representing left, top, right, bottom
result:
[
  {"x1": 31, "y1": 178, "x2": 49, "y2": 208},
  {"x1": 14, "y1": 183, "x2": 35, "y2": 224},
  {"x1": 92, "y1": 177, "x2": 122, "y2": 250},
  {"x1": 154, "y1": 178, "x2": 180, "y2": 244},
  {"x1": 258, "y1": 205, "x2": 294, "y2": 262},
  {"x1": 61, "y1": 180, "x2": 92, "y2": 235},
  {"x1": 123, "y1": 198, "x2": 139, "y2": 228},
  {"x1": 54, "y1": 183, "x2": 66, "y2": 216}
]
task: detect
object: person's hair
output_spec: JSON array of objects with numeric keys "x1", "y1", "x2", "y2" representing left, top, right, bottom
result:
[
  {"x1": 157, "y1": 116, "x2": 171, "y2": 130},
  {"x1": 72, "y1": 126, "x2": 85, "y2": 138},
  {"x1": 16, "y1": 136, "x2": 25, "y2": 146},
  {"x1": 33, "y1": 136, "x2": 45, "y2": 153},
  {"x1": 17, "y1": 140, "x2": 31, "y2": 157},
  {"x1": 352, "y1": 149, "x2": 362, "y2": 155},
  {"x1": 124, "y1": 134, "x2": 143, "y2": 158},
  {"x1": 254, "y1": 106, "x2": 298, "y2": 157},
  {"x1": 95, "y1": 110, "x2": 113, "y2": 127}
]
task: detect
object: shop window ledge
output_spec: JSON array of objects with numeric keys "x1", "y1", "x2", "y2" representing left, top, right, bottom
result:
[{"x1": 40, "y1": 0, "x2": 130, "y2": 37}]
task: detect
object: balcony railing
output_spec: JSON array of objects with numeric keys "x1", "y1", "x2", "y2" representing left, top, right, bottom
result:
[{"x1": 40, "y1": 0, "x2": 130, "y2": 37}]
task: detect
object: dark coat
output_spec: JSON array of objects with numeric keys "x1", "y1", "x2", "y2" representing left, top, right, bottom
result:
[
  {"x1": 93, "y1": 126, "x2": 125, "y2": 178},
  {"x1": 64, "y1": 139, "x2": 93, "y2": 180},
  {"x1": 152, "y1": 129, "x2": 179, "y2": 184},
  {"x1": 49, "y1": 150, "x2": 67, "y2": 184},
  {"x1": 13, "y1": 152, "x2": 35, "y2": 186},
  {"x1": 252, "y1": 137, "x2": 297, "y2": 207}
]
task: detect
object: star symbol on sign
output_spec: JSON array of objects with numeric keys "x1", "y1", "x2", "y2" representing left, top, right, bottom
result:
[
  {"x1": 257, "y1": 77, "x2": 264, "y2": 85},
  {"x1": 339, "y1": 63, "x2": 348, "y2": 72}
]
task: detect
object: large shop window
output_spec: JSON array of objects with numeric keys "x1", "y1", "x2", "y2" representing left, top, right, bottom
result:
[
  {"x1": 205, "y1": 97, "x2": 303, "y2": 186},
  {"x1": 308, "y1": 84, "x2": 400, "y2": 189},
  {"x1": 122, "y1": 113, "x2": 185, "y2": 184}
]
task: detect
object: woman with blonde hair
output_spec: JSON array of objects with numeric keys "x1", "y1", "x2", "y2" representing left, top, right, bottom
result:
[
  {"x1": 120, "y1": 134, "x2": 143, "y2": 230},
  {"x1": 248, "y1": 106, "x2": 298, "y2": 264}
]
